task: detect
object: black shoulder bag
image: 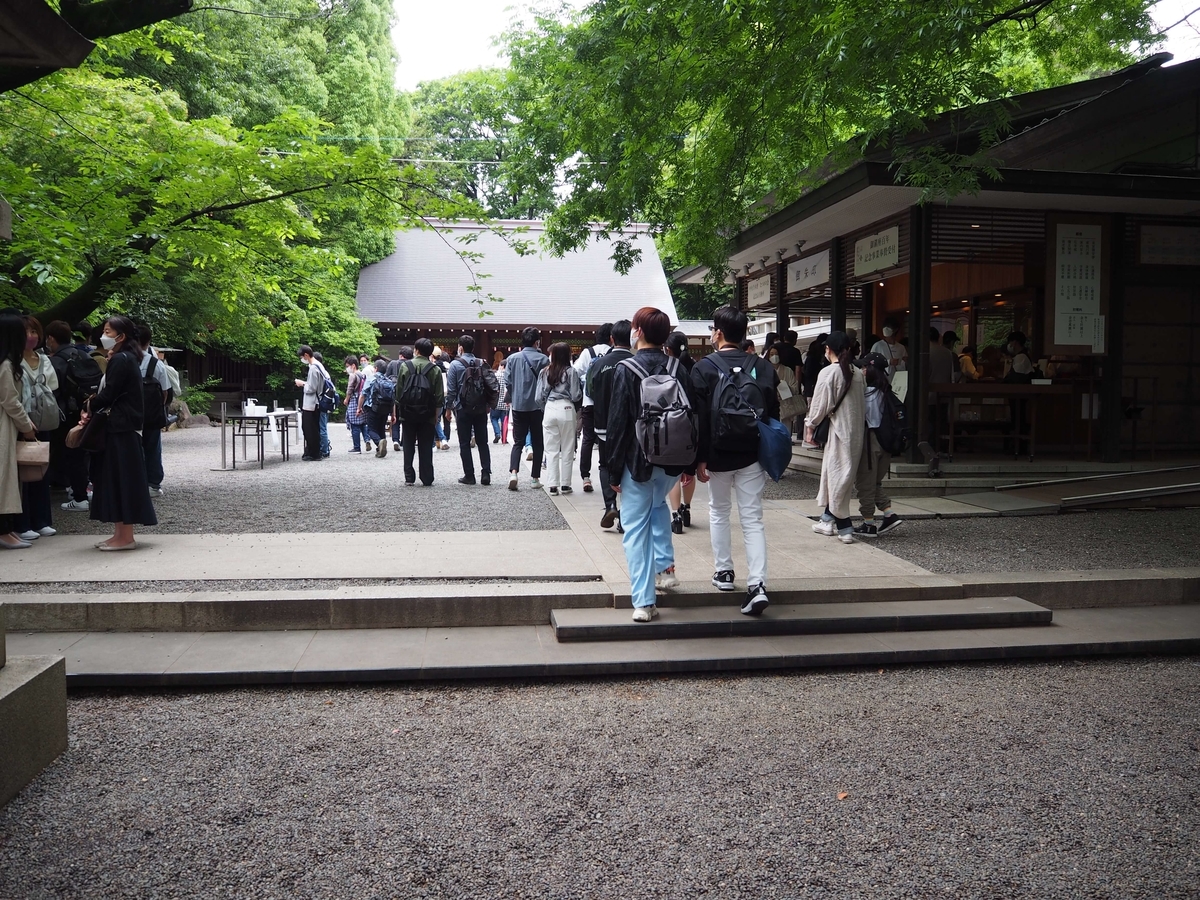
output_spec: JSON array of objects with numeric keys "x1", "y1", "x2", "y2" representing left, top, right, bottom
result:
[{"x1": 812, "y1": 372, "x2": 851, "y2": 448}]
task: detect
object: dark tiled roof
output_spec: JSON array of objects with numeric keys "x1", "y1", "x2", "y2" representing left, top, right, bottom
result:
[{"x1": 356, "y1": 222, "x2": 678, "y2": 326}]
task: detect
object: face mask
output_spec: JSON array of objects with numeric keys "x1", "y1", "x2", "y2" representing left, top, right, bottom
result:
[
  {"x1": 882, "y1": 327, "x2": 894, "y2": 338},
  {"x1": 768, "y1": 354, "x2": 779, "y2": 364},
  {"x1": 100, "y1": 334, "x2": 117, "y2": 350},
  {"x1": 26, "y1": 335, "x2": 38, "y2": 350},
  {"x1": 346, "y1": 367, "x2": 353, "y2": 375}
]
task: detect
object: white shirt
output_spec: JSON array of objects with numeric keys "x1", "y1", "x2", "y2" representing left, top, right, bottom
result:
[
  {"x1": 139, "y1": 350, "x2": 172, "y2": 392},
  {"x1": 869, "y1": 338, "x2": 907, "y2": 378},
  {"x1": 575, "y1": 343, "x2": 610, "y2": 406}
]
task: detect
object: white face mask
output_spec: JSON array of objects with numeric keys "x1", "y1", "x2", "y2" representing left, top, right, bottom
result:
[
  {"x1": 768, "y1": 354, "x2": 780, "y2": 364},
  {"x1": 882, "y1": 327, "x2": 895, "y2": 338},
  {"x1": 100, "y1": 334, "x2": 117, "y2": 350}
]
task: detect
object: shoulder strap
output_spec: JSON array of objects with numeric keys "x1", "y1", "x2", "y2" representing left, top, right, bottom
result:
[
  {"x1": 619, "y1": 356, "x2": 650, "y2": 380},
  {"x1": 827, "y1": 369, "x2": 852, "y2": 415},
  {"x1": 146, "y1": 357, "x2": 158, "y2": 379}
]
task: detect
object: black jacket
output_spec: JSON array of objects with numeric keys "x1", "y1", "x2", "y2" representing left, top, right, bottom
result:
[
  {"x1": 691, "y1": 348, "x2": 779, "y2": 472},
  {"x1": 94, "y1": 347, "x2": 144, "y2": 433},
  {"x1": 604, "y1": 348, "x2": 696, "y2": 487},
  {"x1": 586, "y1": 346, "x2": 633, "y2": 442}
]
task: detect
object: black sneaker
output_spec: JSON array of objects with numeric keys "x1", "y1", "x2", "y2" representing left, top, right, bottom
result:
[
  {"x1": 601, "y1": 508, "x2": 618, "y2": 529},
  {"x1": 458, "y1": 475, "x2": 476, "y2": 485},
  {"x1": 679, "y1": 503, "x2": 691, "y2": 527},
  {"x1": 393, "y1": 442, "x2": 401, "y2": 452},
  {"x1": 711, "y1": 570, "x2": 735, "y2": 592},
  {"x1": 852, "y1": 522, "x2": 878, "y2": 538},
  {"x1": 616, "y1": 515, "x2": 624, "y2": 534},
  {"x1": 741, "y1": 584, "x2": 769, "y2": 616},
  {"x1": 671, "y1": 513, "x2": 683, "y2": 535},
  {"x1": 877, "y1": 514, "x2": 903, "y2": 535},
  {"x1": 480, "y1": 473, "x2": 491, "y2": 486}
]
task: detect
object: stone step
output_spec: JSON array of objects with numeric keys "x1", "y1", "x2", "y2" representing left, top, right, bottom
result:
[
  {"x1": 3, "y1": 581, "x2": 611, "y2": 632},
  {"x1": 551, "y1": 597, "x2": 1051, "y2": 642},
  {"x1": 7, "y1": 605, "x2": 1199, "y2": 687}
]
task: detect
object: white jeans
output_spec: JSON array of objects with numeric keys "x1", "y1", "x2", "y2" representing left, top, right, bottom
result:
[
  {"x1": 707, "y1": 462, "x2": 767, "y2": 588},
  {"x1": 542, "y1": 400, "x2": 577, "y2": 488}
]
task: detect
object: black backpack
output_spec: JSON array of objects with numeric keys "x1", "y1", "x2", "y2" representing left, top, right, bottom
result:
[
  {"x1": 873, "y1": 386, "x2": 911, "y2": 456},
  {"x1": 459, "y1": 359, "x2": 498, "y2": 415},
  {"x1": 56, "y1": 347, "x2": 103, "y2": 415},
  {"x1": 141, "y1": 357, "x2": 167, "y2": 430},
  {"x1": 706, "y1": 352, "x2": 770, "y2": 451},
  {"x1": 396, "y1": 360, "x2": 436, "y2": 422}
]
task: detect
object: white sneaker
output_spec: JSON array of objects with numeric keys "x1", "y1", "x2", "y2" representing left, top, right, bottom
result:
[
  {"x1": 632, "y1": 605, "x2": 658, "y2": 623},
  {"x1": 37, "y1": 526, "x2": 56, "y2": 537},
  {"x1": 655, "y1": 567, "x2": 680, "y2": 590},
  {"x1": 508, "y1": 474, "x2": 519, "y2": 491},
  {"x1": 148, "y1": 486, "x2": 164, "y2": 498},
  {"x1": 811, "y1": 519, "x2": 837, "y2": 536},
  {"x1": 61, "y1": 499, "x2": 89, "y2": 511},
  {"x1": 837, "y1": 531, "x2": 855, "y2": 544},
  {"x1": 18, "y1": 530, "x2": 39, "y2": 541},
  {"x1": 530, "y1": 478, "x2": 542, "y2": 489}
]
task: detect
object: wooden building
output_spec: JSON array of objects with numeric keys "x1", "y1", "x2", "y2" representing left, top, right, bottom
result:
[
  {"x1": 680, "y1": 54, "x2": 1200, "y2": 461},
  {"x1": 355, "y1": 222, "x2": 678, "y2": 364}
]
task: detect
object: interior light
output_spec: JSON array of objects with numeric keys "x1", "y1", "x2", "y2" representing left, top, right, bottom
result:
[
  {"x1": 878, "y1": 281, "x2": 885, "y2": 287},
  {"x1": 994, "y1": 293, "x2": 1002, "y2": 297},
  {"x1": 961, "y1": 300, "x2": 968, "y2": 304},
  {"x1": 970, "y1": 224, "x2": 981, "y2": 229}
]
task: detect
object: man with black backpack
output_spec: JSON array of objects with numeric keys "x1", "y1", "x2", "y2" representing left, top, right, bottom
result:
[
  {"x1": 587, "y1": 319, "x2": 633, "y2": 530},
  {"x1": 446, "y1": 334, "x2": 498, "y2": 486},
  {"x1": 690, "y1": 306, "x2": 779, "y2": 616},
  {"x1": 44, "y1": 320, "x2": 102, "y2": 510},
  {"x1": 605, "y1": 307, "x2": 697, "y2": 622},
  {"x1": 137, "y1": 324, "x2": 172, "y2": 497},
  {"x1": 395, "y1": 338, "x2": 445, "y2": 486}
]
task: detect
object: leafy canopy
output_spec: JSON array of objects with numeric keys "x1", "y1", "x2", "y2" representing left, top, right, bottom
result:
[{"x1": 504, "y1": 0, "x2": 1158, "y2": 272}]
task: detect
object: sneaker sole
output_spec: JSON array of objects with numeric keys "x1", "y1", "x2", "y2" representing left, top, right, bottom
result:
[
  {"x1": 740, "y1": 597, "x2": 769, "y2": 616},
  {"x1": 712, "y1": 579, "x2": 736, "y2": 592},
  {"x1": 600, "y1": 510, "x2": 618, "y2": 528},
  {"x1": 877, "y1": 520, "x2": 904, "y2": 535},
  {"x1": 855, "y1": 530, "x2": 878, "y2": 539},
  {"x1": 632, "y1": 608, "x2": 659, "y2": 623}
]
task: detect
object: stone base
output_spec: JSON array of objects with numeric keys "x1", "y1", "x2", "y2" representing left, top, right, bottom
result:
[{"x1": 0, "y1": 656, "x2": 67, "y2": 808}]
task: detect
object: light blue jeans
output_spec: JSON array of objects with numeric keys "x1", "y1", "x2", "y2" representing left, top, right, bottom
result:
[{"x1": 619, "y1": 466, "x2": 676, "y2": 609}]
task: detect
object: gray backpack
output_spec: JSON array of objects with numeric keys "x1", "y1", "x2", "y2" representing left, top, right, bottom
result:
[{"x1": 619, "y1": 356, "x2": 697, "y2": 468}]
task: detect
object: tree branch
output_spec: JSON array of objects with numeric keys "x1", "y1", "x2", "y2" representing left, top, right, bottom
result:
[{"x1": 979, "y1": 0, "x2": 1057, "y2": 30}]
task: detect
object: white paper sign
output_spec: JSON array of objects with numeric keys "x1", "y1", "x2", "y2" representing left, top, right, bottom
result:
[
  {"x1": 1140, "y1": 225, "x2": 1200, "y2": 265},
  {"x1": 746, "y1": 275, "x2": 772, "y2": 308},
  {"x1": 1091, "y1": 314, "x2": 1106, "y2": 354},
  {"x1": 1055, "y1": 312, "x2": 1093, "y2": 346},
  {"x1": 787, "y1": 250, "x2": 829, "y2": 292},
  {"x1": 854, "y1": 227, "x2": 899, "y2": 276},
  {"x1": 1055, "y1": 224, "x2": 1101, "y2": 315}
]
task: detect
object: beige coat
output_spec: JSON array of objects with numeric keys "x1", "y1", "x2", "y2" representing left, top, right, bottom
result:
[
  {"x1": 805, "y1": 363, "x2": 865, "y2": 519},
  {"x1": 1, "y1": 358, "x2": 35, "y2": 514}
]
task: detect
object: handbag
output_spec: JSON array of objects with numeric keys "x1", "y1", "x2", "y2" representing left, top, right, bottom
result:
[
  {"x1": 65, "y1": 402, "x2": 109, "y2": 452},
  {"x1": 756, "y1": 417, "x2": 792, "y2": 482},
  {"x1": 15, "y1": 439, "x2": 50, "y2": 482},
  {"x1": 812, "y1": 376, "x2": 851, "y2": 447}
]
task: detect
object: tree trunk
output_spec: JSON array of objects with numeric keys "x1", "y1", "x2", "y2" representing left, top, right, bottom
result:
[{"x1": 31, "y1": 264, "x2": 137, "y2": 327}]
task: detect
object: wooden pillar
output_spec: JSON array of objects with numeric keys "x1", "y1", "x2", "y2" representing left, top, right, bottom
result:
[
  {"x1": 860, "y1": 283, "x2": 874, "y2": 343},
  {"x1": 830, "y1": 237, "x2": 846, "y2": 332},
  {"x1": 1100, "y1": 214, "x2": 1126, "y2": 463},
  {"x1": 906, "y1": 204, "x2": 932, "y2": 462},
  {"x1": 775, "y1": 266, "x2": 790, "y2": 340}
]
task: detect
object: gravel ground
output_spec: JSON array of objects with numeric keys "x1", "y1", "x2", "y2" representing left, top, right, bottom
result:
[
  {"x1": 46, "y1": 424, "x2": 566, "y2": 535},
  {"x1": 873, "y1": 508, "x2": 1200, "y2": 574},
  {"x1": 2, "y1": 658, "x2": 1198, "y2": 900}
]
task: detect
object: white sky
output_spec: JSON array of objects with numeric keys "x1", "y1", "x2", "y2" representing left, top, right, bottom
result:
[{"x1": 392, "y1": 0, "x2": 1200, "y2": 92}]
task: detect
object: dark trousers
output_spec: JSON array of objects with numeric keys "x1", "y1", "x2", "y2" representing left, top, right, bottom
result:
[
  {"x1": 402, "y1": 419, "x2": 436, "y2": 485},
  {"x1": 595, "y1": 437, "x2": 618, "y2": 510},
  {"x1": 509, "y1": 409, "x2": 544, "y2": 478},
  {"x1": 455, "y1": 411, "x2": 491, "y2": 478},
  {"x1": 15, "y1": 474, "x2": 52, "y2": 532},
  {"x1": 579, "y1": 405, "x2": 597, "y2": 480},
  {"x1": 141, "y1": 426, "x2": 164, "y2": 487},
  {"x1": 301, "y1": 408, "x2": 320, "y2": 459},
  {"x1": 367, "y1": 406, "x2": 390, "y2": 444},
  {"x1": 391, "y1": 418, "x2": 401, "y2": 444}
]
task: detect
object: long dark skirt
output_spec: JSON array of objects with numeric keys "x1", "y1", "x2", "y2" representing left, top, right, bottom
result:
[{"x1": 89, "y1": 430, "x2": 158, "y2": 526}]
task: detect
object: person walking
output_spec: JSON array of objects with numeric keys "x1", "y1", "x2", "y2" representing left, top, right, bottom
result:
[
  {"x1": 364, "y1": 357, "x2": 396, "y2": 458},
  {"x1": 385, "y1": 349, "x2": 411, "y2": 451},
  {"x1": 343, "y1": 356, "x2": 368, "y2": 452},
  {"x1": 587, "y1": 319, "x2": 632, "y2": 530},
  {"x1": 86, "y1": 315, "x2": 158, "y2": 550},
  {"x1": 136, "y1": 323, "x2": 171, "y2": 499},
  {"x1": 805, "y1": 331, "x2": 865, "y2": 543},
  {"x1": 446, "y1": 335, "x2": 496, "y2": 485},
  {"x1": 490, "y1": 362, "x2": 510, "y2": 444},
  {"x1": 605, "y1": 307, "x2": 696, "y2": 622},
  {"x1": 295, "y1": 345, "x2": 324, "y2": 461},
  {"x1": 538, "y1": 342, "x2": 583, "y2": 495},
  {"x1": 852, "y1": 352, "x2": 904, "y2": 538},
  {"x1": 504, "y1": 327, "x2": 549, "y2": 491},
  {"x1": 0, "y1": 314, "x2": 38, "y2": 550},
  {"x1": 574, "y1": 323, "x2": 612, "y2": 493},
  {"x1": 690, "y1": 306, "x2": 779, "y2": 615},
  {"x1": 396, "y1": 338, "x2": 444, "y2": 486},
  {"x1": 664, "y1": 331, "x2": 697, "y2": 533}
]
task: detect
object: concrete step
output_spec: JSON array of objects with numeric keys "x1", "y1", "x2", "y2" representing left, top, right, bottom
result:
[
  {"x1": 8, "y1": 605, "x2": 1199, "y2": 687},
  {"x1": 2, "y1": 581, "x2": 611, "y2": 632},
  {"x1": 550, "y1": 597, "x2": 1052, "y2": 642}
]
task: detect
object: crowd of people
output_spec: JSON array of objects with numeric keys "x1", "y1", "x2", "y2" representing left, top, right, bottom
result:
[{"x1": 1, "y1": 312, "x2": 177, "y2": 551}]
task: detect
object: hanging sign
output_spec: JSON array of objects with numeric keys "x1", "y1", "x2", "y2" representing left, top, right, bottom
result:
[
  {"x1": 746, "y1": 275, "x2": 772, "y2": 308},
  {"x1": 853, "y1": 226, "x2": 898, "y2": 276},
  {"x1": 1053, "y1": 223, "x2": 1102, "y2": 347},
  {"x1": 1140, "y1": 225, "x2": 1200, "y2": 266},
  {"x1": 786, "y1": 250, "x2": 829, "y2": 293}
]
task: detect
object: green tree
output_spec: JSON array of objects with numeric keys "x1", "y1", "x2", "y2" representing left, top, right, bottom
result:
[
  {"x1": 406, "y1": 69, "x2": 558, "y2": 219},
  {"x1": 505, "y1": 0, "x2": 1158, "y2": 272}
]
